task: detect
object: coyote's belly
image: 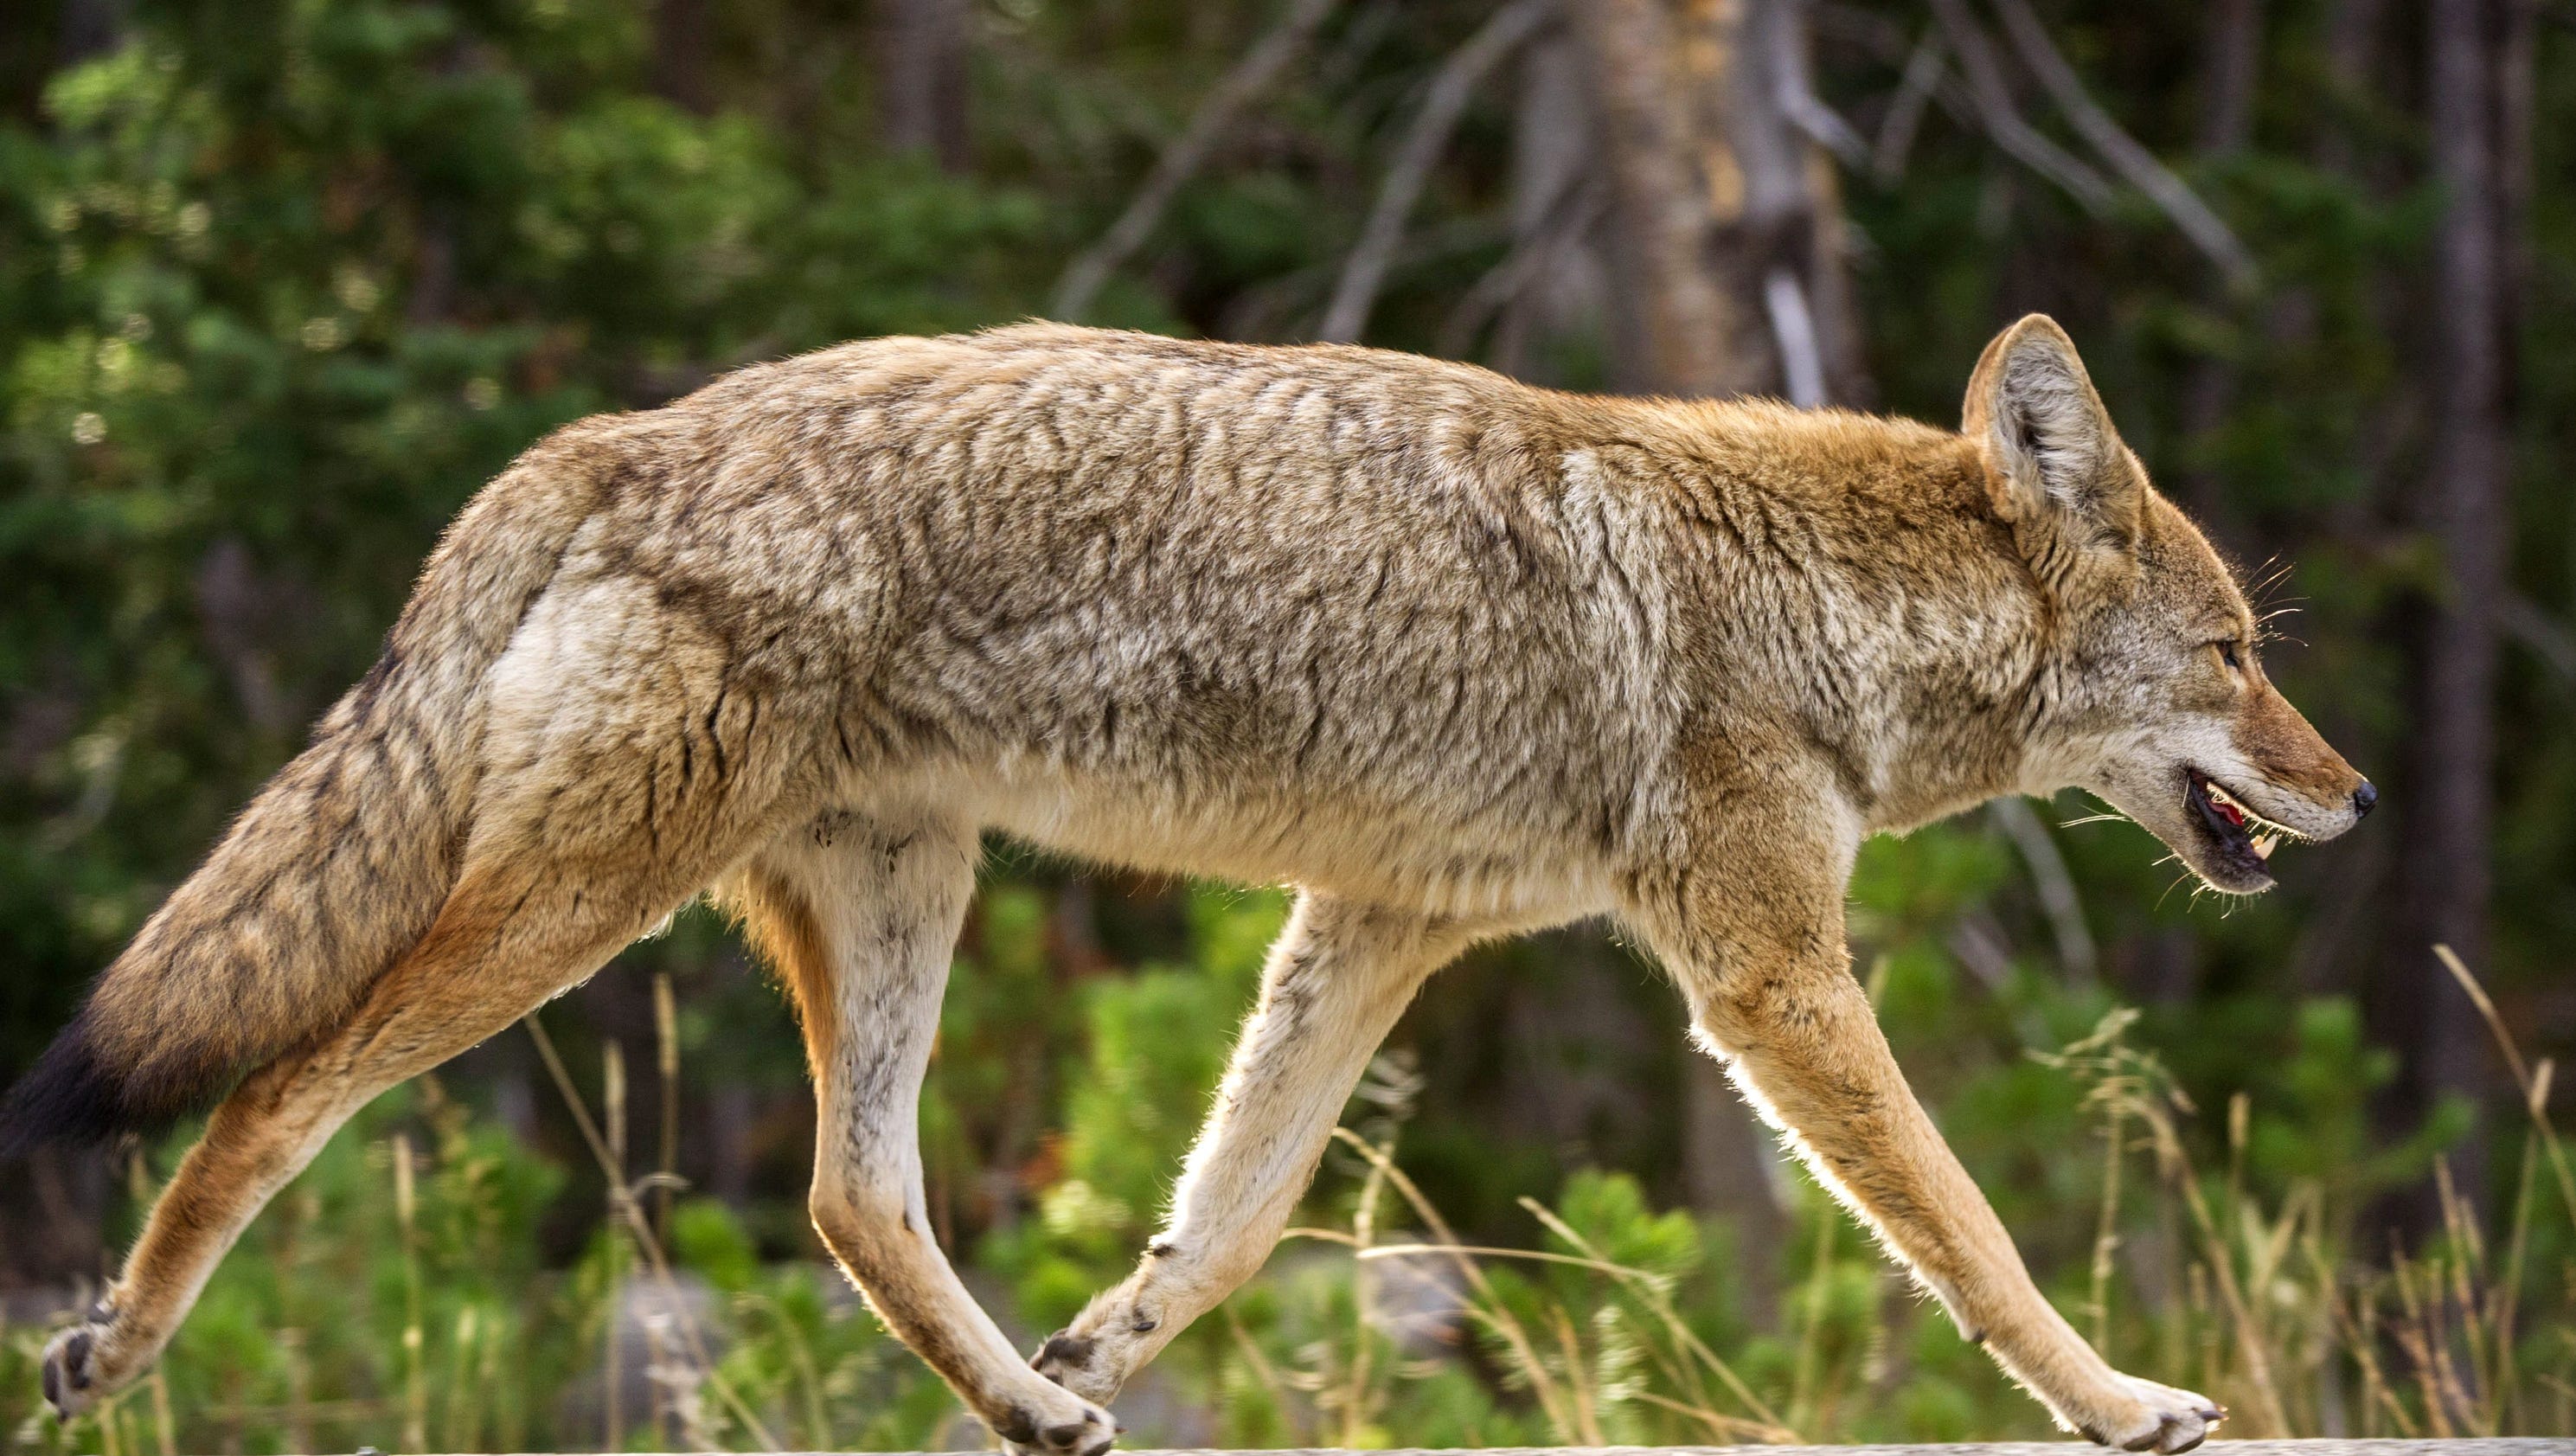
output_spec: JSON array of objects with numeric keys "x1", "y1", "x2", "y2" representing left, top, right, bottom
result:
[
  {"x1": 849, "y1": 613, "x2": 1660, "y2": 916},
  {"x1": 959, "y1": 762, "x2": 1626, "y2": 920}
]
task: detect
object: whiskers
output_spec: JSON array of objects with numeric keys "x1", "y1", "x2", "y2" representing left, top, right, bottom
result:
[
  {"x1": 2151, "y1": 856, "x2": 2195, "y2": 913},
  {"x1": 2150, "y1": 858, "x2": 2240, "y2": 915},
  {"x1": 2058, "y1": 811, "x2": 2130, "y2": 830},
  {"x1": 2248, "y1": 557, "x2": 2309, "y2": 648},
  {"x1": 2255, "y1": 608, "x2": 2309, "y2": 651}
]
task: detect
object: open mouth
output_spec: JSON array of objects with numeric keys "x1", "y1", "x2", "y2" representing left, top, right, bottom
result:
[{"x1": 2184, "y1": 768, "x2": 2299, "y2": 884}]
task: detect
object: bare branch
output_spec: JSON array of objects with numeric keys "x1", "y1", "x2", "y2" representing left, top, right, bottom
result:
[
  {"x1": 1318, "y1": 0, "x2": 1554, "y2": 343},
  {"x1": 1990, "y1": 797, "x2": 2099, "y2": 985},
  {"x1": 1990, "y1": 0, "x2": 2260, "y2": 290},
  {"x1": 1924, "y1": 0, "x2": 2114, "y2": 209},
  {"x1": 1870, "y1": 28, "x2": 1944, "y2": 183},
  {"x1": 2501, "y1": 593, "x2": 2576, "y2": 683},
  {"x1": 1050, "y1": 0, "x2": 1343, "y2": 321},
  {"x1": 1814, "y1": 0, "x2": 1985, "y2": 142},
  {"x1": 1769, "y1": 0, "x2": 1870, "y2": 169},
  {"x1": 1435, "y1": 177, "x2": 1606, "y2": 361},
  {"x1": 1760, "y1": 268, "x2": 1827, "y2": 407}
]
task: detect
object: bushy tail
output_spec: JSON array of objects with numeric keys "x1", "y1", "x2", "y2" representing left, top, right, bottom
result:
[{"x1": 0, "y1": 422, "x2": 628, "y2": 1155}]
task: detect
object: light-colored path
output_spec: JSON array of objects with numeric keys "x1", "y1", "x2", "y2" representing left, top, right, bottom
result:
[
  {"x1": 1054, "y1": 1445, "x2": 2575, "y2": 1456},
  {"x1": 420, "y1": 1431, "x2": 2576, "y2": 1453}
]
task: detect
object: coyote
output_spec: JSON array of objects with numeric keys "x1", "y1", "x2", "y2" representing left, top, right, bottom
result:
[{"x1": 3, "y1": 315, "x2": 2369, "y2": 1453}]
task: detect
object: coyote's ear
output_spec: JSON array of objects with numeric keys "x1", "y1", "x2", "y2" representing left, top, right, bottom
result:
[{"x1": 1961, "y1": 315, "x2": 2141, "y2": 555}]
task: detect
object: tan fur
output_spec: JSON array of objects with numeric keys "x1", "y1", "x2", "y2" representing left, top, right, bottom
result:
[{"x1": 22, "y1": 316, "x2": 2366, "y2": 1454}]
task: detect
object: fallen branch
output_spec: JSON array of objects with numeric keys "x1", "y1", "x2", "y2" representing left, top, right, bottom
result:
[
  {"x1": 1319, "y1": 0, "x2": 1555, "y2": 343},
  {"x1": 1923, "y1": 0, "x2": 2113, "y2": 209},
  {"x1": 1990, "y1": 0, "x2": 2260, "y2": 290},
  {"x1": 1050, "y1": 0, "x2": 1342, "y2": 320}
]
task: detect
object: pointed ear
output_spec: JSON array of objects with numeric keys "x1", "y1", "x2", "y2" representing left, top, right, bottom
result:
[{"x1": 1961, "y1": 315, "x2": 2141, "y2": 552}]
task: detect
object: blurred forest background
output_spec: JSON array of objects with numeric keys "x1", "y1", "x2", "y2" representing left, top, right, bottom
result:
[{"x1": 3, "y1": 0, "x2": 2575, "y2": 1450}]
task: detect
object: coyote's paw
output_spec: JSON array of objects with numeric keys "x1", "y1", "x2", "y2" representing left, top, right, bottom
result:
[
  {"x1": 993, "y1": 1392, "x2": 1118, "y2": 1456},
  {"x1": 2067, "y1": 1372, "x2": 2224, "y2": 1453},
  {"x1": 39, "y1": 1305, "x2": 125, "y2": 1421},
  {"x1": 1030, "y1": 1327, "x2": 1128, "y2": 1405}
]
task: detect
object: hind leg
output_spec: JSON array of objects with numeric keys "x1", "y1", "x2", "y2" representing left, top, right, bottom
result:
[
  {"x1": 42, "y1": 819, "x2": 759, "y2": 1418},
  {"x1": 733, "y1": 805, "x2": 1116, "y2": 1456},
  {"x1": 44, "y1": 571, "x2": 798, "y2": 1417}
]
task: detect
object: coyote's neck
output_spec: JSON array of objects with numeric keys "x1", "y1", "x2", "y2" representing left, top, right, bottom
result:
[{"x1": 1633, "y1": 406, "x2": 2060, "y2": 834}]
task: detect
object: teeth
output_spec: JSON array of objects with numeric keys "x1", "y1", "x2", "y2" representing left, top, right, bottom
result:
[{"x1": 2253, "y1": 833, "x2": 2277, "y2": 861}]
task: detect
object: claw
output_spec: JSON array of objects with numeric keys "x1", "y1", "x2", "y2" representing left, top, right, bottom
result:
[{"x1": 41, "y1": 1326, "x2": 99, "y2": 1417}]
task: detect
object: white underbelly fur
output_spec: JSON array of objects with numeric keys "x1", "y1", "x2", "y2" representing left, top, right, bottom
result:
[{"x1": 877, "y1": 761, "x2": 1616, "y2": 926}]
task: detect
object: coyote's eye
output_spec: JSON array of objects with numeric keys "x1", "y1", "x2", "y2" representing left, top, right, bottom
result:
[{"x1": 2212, "y1": 640, "x2": 2243, "y2": 671}]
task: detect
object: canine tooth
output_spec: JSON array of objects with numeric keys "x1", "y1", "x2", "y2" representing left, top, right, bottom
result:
[{"x1": 2253, "y1": 833, "x2": 2277, "y2": 860}]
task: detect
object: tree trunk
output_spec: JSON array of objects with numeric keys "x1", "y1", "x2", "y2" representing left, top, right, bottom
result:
[
  {"x1": 877, "y1": 0, "x2": 971, "y2": 172},
  {"x1": 1682, "y1": 1053, "x2": 1790, "y2": 1325},
  {"x1": 1489, "y1": 30, "x2": 1609, "y2": 380},
  {"x1": 2176, "y1": 0, "x2": 2260, "y2": 533},
  {"x1": 1566, "y1": 0, "x2": 1755, "y2": 396},
  {"x1": 651, "y1": 0, "x2": 714, "y2": 115},
  {"x1": 57, "y1": 0, "x2": 122, "y2": 67},
  {"x1": 1567, "y1": 0, "x2": 1859, "y2": 406},
  {"x1": 2195, "y1": 0, "x2": 2261, "y2": 157},
  {"x1": 0, "y1": 1145, "x2": 108, "y2": 1291},
  {"x1": 2378, "y1": 0, "x2": 2512, "y2": 1226}
]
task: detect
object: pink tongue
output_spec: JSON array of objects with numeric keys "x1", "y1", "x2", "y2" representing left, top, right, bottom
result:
[{"x1": 2216, "y1": 800, "x2": 2244, "y2": 828}]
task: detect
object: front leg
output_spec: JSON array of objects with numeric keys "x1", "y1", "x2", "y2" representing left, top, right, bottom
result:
[
  {"x1": 1032, "y1": 895, "x2": 1478, "y2": 1405},
  {"x1": 1629, "y1": 798, "x2": 2220, "y2": 1454}
]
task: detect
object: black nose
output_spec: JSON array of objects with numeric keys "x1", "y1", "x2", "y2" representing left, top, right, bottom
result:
[{"x1": 2353, "y1": 781, "x2": 2377, "y2": 818}]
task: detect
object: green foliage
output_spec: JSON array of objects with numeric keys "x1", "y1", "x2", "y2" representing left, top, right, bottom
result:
[{"x1": 0, "y1": 2, "x2": 1054, "y2": 1072}]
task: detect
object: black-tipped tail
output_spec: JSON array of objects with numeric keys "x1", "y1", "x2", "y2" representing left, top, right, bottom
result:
[
  {"x1": 0, "y1": 429, "x2": 624, "y2": 1166},
  {"x1": 0, "y1": 1008, "x2": 203, "y2": 1160}
]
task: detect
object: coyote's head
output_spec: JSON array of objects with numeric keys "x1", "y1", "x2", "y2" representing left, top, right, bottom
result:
[{"x1": 1964, "y1": 315, "x2": 2375, "y2": 894}]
